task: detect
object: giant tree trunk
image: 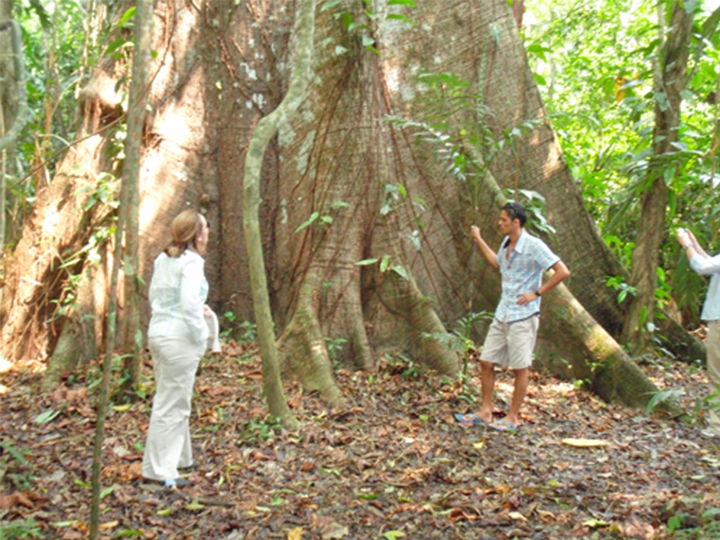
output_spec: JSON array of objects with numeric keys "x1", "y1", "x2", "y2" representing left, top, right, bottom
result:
[{"x1": 0, "y1": 0, "x2": 685, "y2": 410}]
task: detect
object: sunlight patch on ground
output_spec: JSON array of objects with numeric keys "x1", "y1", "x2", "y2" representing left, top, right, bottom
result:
[{"x1": 0, "y1": 356, "x2": 12, "y2": 374}]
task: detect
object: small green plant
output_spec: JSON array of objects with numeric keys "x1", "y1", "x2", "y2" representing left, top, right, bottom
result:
[
  {"x1": 605, "y1": 275, "x2": 639, "y2": 304},
  {"x1": 220, "y1": 312, "x2": 257, "y2": 346},
  {"x1": 219, "y1": 311, "x2": 235, "y2": 340},
  {"x1": 422, "y1": 311, "x2": 492, "y2": 377},
  {"x1": 237, "y1": 416, "x2": 282, "y2": 443},
  {"x1": 0, "y1": 519, "x2": 43, "y2": 539},
  {"x1": 325, "y1": 336, "x2": 347, "y2": 364},
  {"x1": 643, "y1": 387, "x2": 683, "y2": 415}
]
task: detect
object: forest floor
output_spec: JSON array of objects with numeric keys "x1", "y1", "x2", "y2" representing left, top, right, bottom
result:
[{"x1": 1, "y1": 341, "x2": 720, "y2": 540}]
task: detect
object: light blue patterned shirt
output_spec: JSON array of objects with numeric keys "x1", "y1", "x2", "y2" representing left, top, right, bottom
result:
[
  {"x1": 495, "y1": 229, "x2": 560, "y2": 323},
  {"x1": 148, "y1": 250, "x2": 209, "y2": 344},
  {"x1": 689, "y1": 253, "x2": 720, "y2": 321}
]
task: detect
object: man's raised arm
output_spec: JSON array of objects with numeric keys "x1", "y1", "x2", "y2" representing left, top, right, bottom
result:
[{"x1": 471, "y1": 225, "x2": 499, "y2": 269}]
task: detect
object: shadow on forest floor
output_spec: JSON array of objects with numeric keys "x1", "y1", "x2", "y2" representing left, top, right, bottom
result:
[{"x1": 1, "y1": 342, "x2": 720, "y2": 539}]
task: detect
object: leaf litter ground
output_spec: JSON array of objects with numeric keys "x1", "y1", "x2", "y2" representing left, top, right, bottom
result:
[{"x1": 1, "y1": 346, "x2": 720, "y2": 540}]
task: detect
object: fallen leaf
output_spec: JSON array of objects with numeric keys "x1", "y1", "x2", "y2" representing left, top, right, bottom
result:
[
  {"x1": 561, "y1": 438, "x2": 609, "y2": 448},
  {"x1": 322, "y1": 525, "x2": 349, "y2": 539},
  {"x1": 287, "y1": 527, "x2": 303, "y2": 540},
  {"x1": 509, "y1": 511, "x2": 528, "y2": 522},
  {"x1": 583, "y1": 518, "x2": 609, "y2": 528}
]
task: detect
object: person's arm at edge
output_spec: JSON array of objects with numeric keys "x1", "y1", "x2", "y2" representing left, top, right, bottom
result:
[
  {"x1": 471, "y1": 225, "x2": 499, "y2": 269},
  {"x1": 677, "y1": 229, "x2": 719, "y2": 273},
  {"x1": 516, "y1": 259, "x2": 570, "y2": 305},
  {"x1": 688, "y1": 230, "x2": 711, "y2": 259},
  {"x1": 538, "y1": 260, "x2": 570, "y2": 296}
]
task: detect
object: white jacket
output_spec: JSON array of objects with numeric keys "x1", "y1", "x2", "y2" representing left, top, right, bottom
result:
[{"x1": 147, "y1": 250, "x2": 209, "y2": 345}]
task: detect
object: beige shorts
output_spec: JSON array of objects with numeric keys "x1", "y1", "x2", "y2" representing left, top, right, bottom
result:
[{"x1": 481, "y1": 316, "x2": 539, "y2": 370}]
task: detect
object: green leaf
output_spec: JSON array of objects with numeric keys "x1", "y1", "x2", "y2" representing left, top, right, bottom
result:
[
  {"x1": 320, "y1": 0, "x2": 343, "y2": 11},
  {"x1": 388, "y1": 0, "x2": 417, "y2": 6},
  {"x1": 644, "y1": 388, "x2": 682, "y2": 415},
  {"x1": 354, "y1": 258, "x2": 379, "y2": 266},
  {"x1": 362, "y1": 35, "x2": 376, "y2": 47},
  {"x1": 533, "y1": 72, "x2": 547, "y2": 86},
  {"x1": 115, "y1": 530, "x2": 145, "y2": 537},
  {"x1": 382, "y1": 531, "x2": 406, "y2": 540},
  {"x1": 387, "y1": 14, "x2": 414, "y2": 25},
  {"x1": 380, "y1": 255, "x2": 391, "y2": 273},
  {"x1": 295, "y1": 212, "x2": 319, "y2": 233},
  {"x1": 668, "y1": 515, "x2": 682, "y2": 531},
  {"x1": 186, "y1": 500, "x2": 206, "y2": 511},
  {"x1": 156, "y1": 508, "x2": 173, "y2": 516},
  {"x1": 106, "y1": 37, "x2": 130, "y2": 57},
  {"x1": 100, "y1": 486, "x2": 115, "y2": 499},
  {"x1": 49, "y1": 521, "x2": 74, "y2": 528},
  {"x1": 701, "y1": 5, "x2": 720, "y2": 41},
  {"x1": 391, "y1": 266, "x2": 409, "y2": 280},
  {"x1": 117, "y1": 7, "x2": 137, "y2": 28},
  {"x1": 0, "y1": 442, "x2": 29, "y2": 466},
  {"x1": 358, "y1": 492, "x2": 379, "y2": 500},
  {"x1": 34, "y1": 408, "x2": 62, "y2": 424}
]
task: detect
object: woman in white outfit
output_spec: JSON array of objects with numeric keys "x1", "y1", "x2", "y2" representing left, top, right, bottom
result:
[{"x1": 142, "y1": 209, "x2": 210, "y2": 488}]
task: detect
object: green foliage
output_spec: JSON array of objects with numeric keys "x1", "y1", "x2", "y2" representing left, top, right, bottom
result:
[
  {"x1": 320, "y1": 0, "x2": 416, "y2": 57},
  {"x1": 385, "y1": 353, "x2": 426, "y2": 379},
  {"x1": 506, "y1": 189, "x2": 556, "y2": 235},
  {"x1": 0, "y1": 519, "x2": 43, "y2": 539},
  {"x1": 643, "y1": 387, "x2": 682, "y2": 415},
  {"x1": 386, "y1": 69, "x2": 541, "y2": 209},
  {"x1": 663, "y1": 496, "x2": 720, "y2": 539},
  {"x1": 524, "y1": 0, "x2": 720, "y2": 327},
  {"x1": 422, "y1": 311, "x2": 492, "y2": 378},
  {"x1": 324, "y1": 336, "x2": 347, "y2": 364},
  {"x1": 237, "y1": 415, "x2": 283, "y2": 443}
]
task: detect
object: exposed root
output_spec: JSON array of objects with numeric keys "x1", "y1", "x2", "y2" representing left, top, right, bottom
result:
[{"x1": 278, "y1": 281, "x2": 344, "y2": 408}]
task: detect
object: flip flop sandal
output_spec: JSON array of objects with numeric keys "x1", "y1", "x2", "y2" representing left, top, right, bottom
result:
[{"x1": 454, "y1": 413, "x2": 489, "y2": 426}]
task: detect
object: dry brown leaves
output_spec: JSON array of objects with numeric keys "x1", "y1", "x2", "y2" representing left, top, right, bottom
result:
[{"x1": 0, "y1": 350, "x2": 719, "y2": 539}]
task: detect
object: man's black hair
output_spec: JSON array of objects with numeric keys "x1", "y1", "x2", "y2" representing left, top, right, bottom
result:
[{"x1": 502, "y1": 201, "x2": 528, "y2": 227}]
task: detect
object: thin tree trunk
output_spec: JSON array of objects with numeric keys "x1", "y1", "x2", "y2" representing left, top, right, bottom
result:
[
  {"x1": 0, "y1": 19, "x2": 29, "y2": 152},
  {"x1": 622, "y1": 1, "x2": 693, "y2": 353},
  {"x1": 89, "y1": 168, "x2": 126, "y2": 540},
  {"x1": 121, "y1": 0, "x2": 153, "y2": 388},
  {"x1": 243, "y1": 0, "x2": 318, "y2": 429}
]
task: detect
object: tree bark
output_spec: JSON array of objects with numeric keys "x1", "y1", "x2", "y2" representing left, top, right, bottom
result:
[
  {"x1": 0, "y1": 0, "x2": 682, "y2": 412},
  {"x1": 622, "y1": 1, "x2": 693, "y2": 353},
  {"x1": 242, "y1": 0, "x2": 317, "y2": 427},
  {"x1": 120, "y1": 0, "x2": 154, "y2": 387}
]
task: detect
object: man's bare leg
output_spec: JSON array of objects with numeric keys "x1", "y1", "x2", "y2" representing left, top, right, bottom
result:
[
  {"x1": 477, "y1": 360, "x2": 495, "y2": 424},
  {"x1": 504, "y1": 367, "x2": 529, "y2": 427}
]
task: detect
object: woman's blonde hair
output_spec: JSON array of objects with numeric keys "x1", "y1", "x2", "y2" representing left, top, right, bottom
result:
[{"x1": 165, "y1": 209, "x2": 204, "y2": 258}]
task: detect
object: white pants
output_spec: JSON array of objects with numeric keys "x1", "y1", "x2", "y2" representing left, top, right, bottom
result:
[
  {"x1": 142, "y1": 335, "x2": 205, "y2": 481},
  {"x1": 707, "y1": 320, "x2": 720, "y2": 434}
]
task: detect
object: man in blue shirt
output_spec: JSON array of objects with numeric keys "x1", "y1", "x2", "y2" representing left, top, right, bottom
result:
[
  {"x1": 677, "y1": 227, "x2": 720, "y2": 437},
  {"x1": 456, "y1": 202, "x2": 570, "y2": 431}
]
